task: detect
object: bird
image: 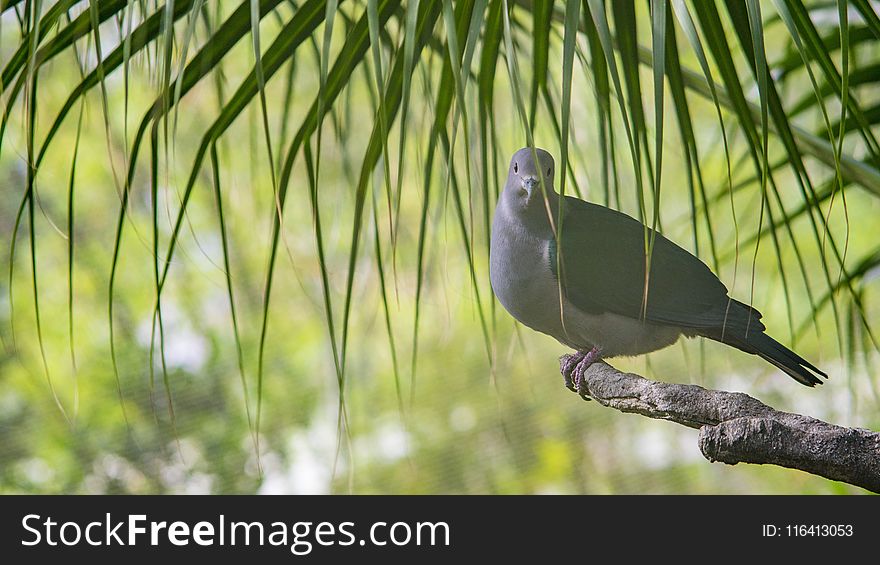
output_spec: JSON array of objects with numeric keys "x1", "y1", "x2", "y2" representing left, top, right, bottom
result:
[{"x1": 489, "y1": 147, "x2": 827, "y2": 397}]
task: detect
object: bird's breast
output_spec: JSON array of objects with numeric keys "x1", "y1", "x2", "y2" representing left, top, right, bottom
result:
[{"x1": 490, "y1": 216, "x2": 565, "y2": 337}]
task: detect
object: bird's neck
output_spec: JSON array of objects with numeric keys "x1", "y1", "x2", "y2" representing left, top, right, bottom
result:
[{"x1": 505, "y1": 187, "x2": 560, "y2": 238}]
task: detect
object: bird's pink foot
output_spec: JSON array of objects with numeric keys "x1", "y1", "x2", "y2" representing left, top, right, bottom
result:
[
  {"x1": 560, "y1": 346, "x2": 601, "y2": 400},
  {"x1": 560, "y1": 351, "x2": 587, "y2": 392}
]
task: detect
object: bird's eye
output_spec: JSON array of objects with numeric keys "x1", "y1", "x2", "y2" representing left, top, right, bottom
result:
[{"x1": 514, "y1": 162, "x2": 518, "y2": 173}]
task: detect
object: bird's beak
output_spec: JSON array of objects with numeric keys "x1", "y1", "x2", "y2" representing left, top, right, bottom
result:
[{"x1": 521, "y1": 176, "x2": 538, "y2": 198}]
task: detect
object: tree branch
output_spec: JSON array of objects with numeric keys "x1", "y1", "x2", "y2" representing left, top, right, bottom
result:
[{"x1": 574, "y1": 361, "x2": 880, "y2": 492}]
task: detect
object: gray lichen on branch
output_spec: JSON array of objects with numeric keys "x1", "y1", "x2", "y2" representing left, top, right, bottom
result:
[{"x1": 573, "y1": 361, "x2": 880, "y2": 493}]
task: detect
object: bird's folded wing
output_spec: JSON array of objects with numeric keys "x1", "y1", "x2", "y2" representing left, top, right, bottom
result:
[{"x1": 554, "y1": 197, "x2": 761, "y2": 330}]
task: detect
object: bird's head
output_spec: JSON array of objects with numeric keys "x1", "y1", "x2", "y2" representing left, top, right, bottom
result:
[{"x1": 503, "y1": 147, "x2": 557, "y2": 213}]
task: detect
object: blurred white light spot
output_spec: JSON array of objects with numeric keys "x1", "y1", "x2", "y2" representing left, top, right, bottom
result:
[
  {"x1": 20, "y1": 458, "x2": 53, "y2": 485},
  {"x1": 375, "y1": 422, "x2": 410, "y2": 462},
  {"x1": 449, "y1": 405, "x2": 476, "y2": 432},
  {"x1": 632, "y1": 428, "x2": 674, "y2": 470},
  {"x1": 136, "y1": 304, "x2": 208, "y2": 373},
  {"x1": 258, "y1": 406, "x2": 338, "y2": 494}
]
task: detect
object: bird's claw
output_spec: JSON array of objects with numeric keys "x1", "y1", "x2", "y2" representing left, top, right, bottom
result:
[
  {"x1": 559, "y1": 352, "x2": 584, "y2": 393},
  {"x1": 560, "y1": 347, "x2": 601, "y2": 401}
]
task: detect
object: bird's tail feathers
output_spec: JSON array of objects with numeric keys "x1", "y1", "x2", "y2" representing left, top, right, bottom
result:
[
  {"x1": 747, "y1": 332, "x2": 826, "y2": 387},
  {"x1": 700, "y1": 299, "x2": 825, "y2": 387},
  {"x1": 715, "y1": 329, "x2": 827, "y2": 387}
]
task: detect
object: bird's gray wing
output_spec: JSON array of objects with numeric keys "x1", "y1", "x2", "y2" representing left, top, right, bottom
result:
[{"x1": 552, "y1": 196, "x2": 762, "y2": 330}]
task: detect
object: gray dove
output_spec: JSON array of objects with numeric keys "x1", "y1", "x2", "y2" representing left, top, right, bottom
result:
[{"x1": 489, "y1": 147, "x2": 826, "y2": 396}]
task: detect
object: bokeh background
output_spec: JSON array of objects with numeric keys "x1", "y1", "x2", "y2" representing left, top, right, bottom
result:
[{"x1": 1, "y1": 0, "x2": 878, "y2": 494}]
